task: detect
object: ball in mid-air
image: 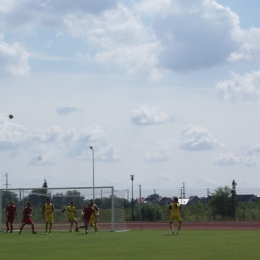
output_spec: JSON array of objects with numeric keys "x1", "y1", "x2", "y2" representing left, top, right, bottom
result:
[{"x1": 9, "y1": 114, "x2": 13, "y2": 119}]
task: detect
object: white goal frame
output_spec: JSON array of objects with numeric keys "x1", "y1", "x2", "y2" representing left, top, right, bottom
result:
[{"x1": 0, "y1": 186, "x2": 128, "y2": 232}]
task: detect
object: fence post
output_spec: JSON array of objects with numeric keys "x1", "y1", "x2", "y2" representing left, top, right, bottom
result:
[
  {"x1": 207, "y1": 188, "x2": 210, "y2": 221},
  {"x1": 0, "y1": 190, "x2": 2, "y2": 232},
  {"x1": 154, "y1": 189, "x2": 156, "y2": 221},
  {"x1": 19, "y1": 189, "x2": 22, "y2": 228},
  {"x1": 139, "y1": 185, "x2": 142, "y2": 231}
]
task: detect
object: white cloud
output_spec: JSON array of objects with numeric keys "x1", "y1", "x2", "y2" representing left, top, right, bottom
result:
[
  {"x1": 46, "y1": 0, "x2": 118, "y2": 14},
  {"x1": 246, "y1": 142, "x2": 260, "y2": 155},
  {"x1": 180, "y1": 125, "x2": 222, "y2": 150},
  {"x1": 0, "y1": 0, "x2": 119, "y2": 30},
  {"x1": 43, "y1": 0, "x2": 118, "y2": 15},
  {"x1": 55, "y1": 106, "x2": 79, "y2": 115},
  {"x1": 0, "y1": 118, "x2": 120, "y2": 162},
  {"x1": 254, "y1": 142, "x2": 260, "y2": 153},
  {"x1": 75, "y1": 126, "x2": 106, "y2": 143},
  {"x1": 144, "y1": 150, "x2": 169, "y2": 162},
  {"x1": 131, "y1": 105, "x2": 173, "y2": 125},
  {"x1": 97, "y1": 145, "x2": 121, "y2": 161},
  {"x1": 63, "y1": 4, "x2": 162, "y2": 80},
  {"x1": 0, "y1": 0, "x2": 15, "y2": 13},
  {"x1": 0, "y1": 113, "x2": 26, "y2": 150},
  {"x1": 195, "y1": 176, "x2": 218, "y2": 188},
  {"x1": 214, "y1": 153, "x2": 257, "y2": 166},
  {"x1": 30, "y1": 52, "x2": 77, "y2": 62},
  {"x1": 137, "y1": 0, "x2": 240, "y2": 72},
  {"x1": 61, "y1": 129, "x2": 76, "y2": 143},
  {"x1": 0, "y1": 34, "x2": 30, "y2": 76},
  {"x1": 215, "y1": 71, "x2": 260, "y2": 101},
  {"x1": 144, "y1": 141, "x2": 172, "y2": 162},
  {"x1": 157, "y1": 173, "x2": 174, "y2": 182},
  {"x1": 229, "y1": 27, "x2": 260, "y2": 62},
  {"x1": 29, "y1": 126, "x2": 63, "y2": 143},
  {"x1": 2, "y1": 0, "x2": 260, "y2": 78},
  {"x1": 62, "y1": 126, "x2": 121, "y2": 161}
]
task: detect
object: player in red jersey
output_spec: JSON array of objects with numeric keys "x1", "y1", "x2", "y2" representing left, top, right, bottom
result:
[
  {"x1": 82, "y1": 204, "x2": 97, "y2": 234},
  {"x1": 19, "y1": 202, "x2": 37, "y2": 234},
  {"x1": 6, "y1": 201, "x2": 17, "y2": 233}
]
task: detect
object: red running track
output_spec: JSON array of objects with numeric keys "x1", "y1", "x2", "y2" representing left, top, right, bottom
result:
[
  {"x1": 3, "y1": 221, "x2": 259, "y2": 232},
  {"x1": 126, "y1": 221, "x2": 260, "y2": 230}
]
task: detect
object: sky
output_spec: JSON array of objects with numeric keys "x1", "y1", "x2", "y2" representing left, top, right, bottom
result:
[{"x1": 1, "y1": 0, "x2": 260, "y2": 193}]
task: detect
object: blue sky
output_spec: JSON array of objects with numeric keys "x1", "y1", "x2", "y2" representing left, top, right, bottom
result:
[{"x1": 1, "y1": 0, "x2": 260, "y2": 191}]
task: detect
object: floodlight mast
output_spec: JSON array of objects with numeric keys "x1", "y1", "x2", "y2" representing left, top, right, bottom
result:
[
  {"x1": 90, "y1": 146, "x2": 95, "y2": 200},
  {"x1": 130, "y1": 175, "x2": 134, "y2": 221}
]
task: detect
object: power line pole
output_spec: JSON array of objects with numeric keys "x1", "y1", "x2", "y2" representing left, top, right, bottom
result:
[
  {"x1": 182, "y1": 182, "x2": 185, "y2": 198},
  {"x1": 4, "y1": 173, "x2": 10, "y2": 189}
]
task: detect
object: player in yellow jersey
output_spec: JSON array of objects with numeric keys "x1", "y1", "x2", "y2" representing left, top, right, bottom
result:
[
  {"x1": 169, "y1": 197, "x2": 182, "y2": 235},
  {"x1": 60, "y1": 201, "x2": 79, "y2": 232},
  {"x1": 42, "y1": 198, "x2": 55, "y2": 235},
  {"x1": 89, "y1": 199, "x2": 99, "y2": 233}
]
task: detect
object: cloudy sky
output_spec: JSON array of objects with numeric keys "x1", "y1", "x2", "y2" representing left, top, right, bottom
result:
[{"x1": 1, "y1": 0, "x2": 260, "y2": 193}]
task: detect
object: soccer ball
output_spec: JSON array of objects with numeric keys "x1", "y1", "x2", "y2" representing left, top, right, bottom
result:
[{"x1": 9, "y1": 115, "x2": 13, "y2": 119}]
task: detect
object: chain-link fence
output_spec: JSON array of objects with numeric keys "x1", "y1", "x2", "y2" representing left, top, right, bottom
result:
[
  {"x1": 123, "y1": 187, "x2": 260, "y2": 222},
  {"x1": 2, "y1": 187, "x2": 260, "y2": 226}
]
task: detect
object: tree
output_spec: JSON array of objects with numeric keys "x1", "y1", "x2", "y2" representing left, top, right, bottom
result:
[
  {"x1": 138, "y1": 202, "x2": 162, "y2": 221},
  {"x1": 146, "y1": 193, "x2": 161, "y2": 200},
  {"x1": 22, "y1": 179, "x2": 50, "y2": 208},
  {"x1": 2, "y1": 190, "x2": 19, "y2": 208},
  {"x1": 52, "y1": 190, "x2": 86, "y2": 209},
  {"x1": 182, "y1": 201, "x2": 208, "y2": 221},
  {"x1": 209, "y1": 186, "x2": 233, "y2": 220},
  {"x1": 231, "y1": 180, "x2": 237, "y2": 221}
]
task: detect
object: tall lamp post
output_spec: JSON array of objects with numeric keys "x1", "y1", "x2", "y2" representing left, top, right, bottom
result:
[
  {"x1": 90, "y1": 146, "x2": 95, "y2": 200},
  {"x1": 130, "y1": 175, "x2": 134, "y2": 221}
]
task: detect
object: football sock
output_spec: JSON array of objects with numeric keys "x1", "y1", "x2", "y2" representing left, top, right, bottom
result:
[{"x1": 178, "y1": 222, "x2": 182, "y2": 231}]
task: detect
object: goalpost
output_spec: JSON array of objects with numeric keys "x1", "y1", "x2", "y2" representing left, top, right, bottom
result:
[{"x1": 0, "y1": 186, "x2": 129, "y2": 233}]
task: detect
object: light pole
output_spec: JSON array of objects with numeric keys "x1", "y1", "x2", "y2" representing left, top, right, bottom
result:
[
  {"x1": 90, "y1": 146, "x2": 94, "y2": 200},
  {"x1": 130, "y1": 175, "x2": 134, "y2": 221},
  {"x1": 139, "y1": 185, "x2": 142, "y2": 231}
]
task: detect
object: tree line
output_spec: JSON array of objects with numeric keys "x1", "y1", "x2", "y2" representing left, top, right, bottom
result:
[{"x1": 2, "y1": 179, "x2": 260, "y2": 222}]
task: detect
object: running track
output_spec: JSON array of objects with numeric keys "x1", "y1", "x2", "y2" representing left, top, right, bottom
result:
[
  {"x1": 2, "y1": 221, "x2": 260, "y2": 232},
  {"x1": 126, "y1": 221, "x2": 260, "y2": 230}
]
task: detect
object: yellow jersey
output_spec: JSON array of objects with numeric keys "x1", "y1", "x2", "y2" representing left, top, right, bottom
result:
[
  {"x1": 169, "y1": 202, "x2": 181, "y2": 216},
  {"x1": 65, "y1": 205, "x2": 76, "y2": 219},
  {"x1": 92, "y1": 203, "x2": 99, "y2": 215},
  {"x1": 44, "y1": 203, "x2": 54, "y2": 218}
]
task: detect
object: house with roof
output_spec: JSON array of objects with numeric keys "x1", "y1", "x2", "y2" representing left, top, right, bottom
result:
[
  {"x1": 236, "y1": 194, "x2": 256, "y2": 203},
  {"x1": 158, "y1": 197, "x2": 173, "y2": 206},
  {"x1": 144, "y1": 194, "x2": 162, "y2": 204},
  {"x1": 178, "y1": 198, "x2": 189, "y2": 206},
  {"x1": 186, "y1": 196, "x2": 201, "y2": 206},
  {"x1": 136, "y1": 197, "x2": 146, "y2": 204}
]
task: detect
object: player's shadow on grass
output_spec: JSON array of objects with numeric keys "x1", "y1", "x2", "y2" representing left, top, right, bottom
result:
[{"x1": 162, "y1": 234, "x2": 179, "y2": 236}]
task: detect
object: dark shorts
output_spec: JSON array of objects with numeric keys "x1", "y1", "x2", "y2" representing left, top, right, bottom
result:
[
  {"x1": 84, "y1": 217, "x2": 91, "y2": 223},
  {"x1": 22, "y1": 217, "x2": 33, "y2": 225},
  {"x1": 7, "y1": 217, "x2": 15, "y2": 223}
]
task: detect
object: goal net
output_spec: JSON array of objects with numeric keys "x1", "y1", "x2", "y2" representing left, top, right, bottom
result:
[{"x1": 0, "y1": 186, "x2": 129, "y2": 233}]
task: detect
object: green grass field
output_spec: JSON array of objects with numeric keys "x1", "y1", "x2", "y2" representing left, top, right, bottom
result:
[{"x1": 1, "y1": 229, "x2": 260, "y2": 260}]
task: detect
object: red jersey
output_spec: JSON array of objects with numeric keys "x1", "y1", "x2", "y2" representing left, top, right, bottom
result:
[
  {"x1": 22, "y1": 207, "x2": 33, "y2": 225},
  {"x1": 83, "y1": 206, "x2": 95, "y2": 219},
  {"x1": 6, "y1": 205, "x2": 17, "y2": 217},
  {"x1": 23, "y1": 207, "x2": 32, "y2": 218}
]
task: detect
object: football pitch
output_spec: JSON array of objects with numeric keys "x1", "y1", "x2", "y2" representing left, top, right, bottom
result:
[{"x1": 1, "y1": 229, "x2": 260, "y2": 260}]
